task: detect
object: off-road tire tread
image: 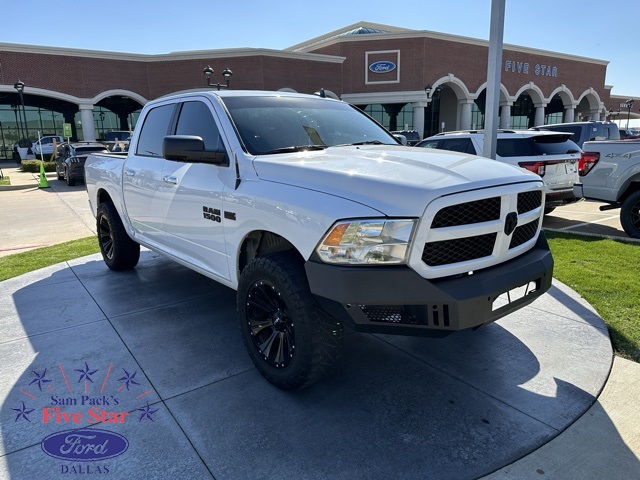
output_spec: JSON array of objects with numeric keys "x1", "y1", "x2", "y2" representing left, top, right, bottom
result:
[
  {"x1": 237, "y1": 251, "x2": 343, "y2": 390},
  {"x1": 96, "y1": 201, "x2": 140, "y2": 270},
  {"x1": 620, "y1": 190, "x2": 640, "y2": 238}
]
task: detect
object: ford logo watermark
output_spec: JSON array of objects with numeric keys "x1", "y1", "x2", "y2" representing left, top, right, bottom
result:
[
  {"x1": 41, "y1": 429, "x2": 128, "y2": 461},
  {"x1": 369, "y1": 61, "x2": 396, "y2": 74}
]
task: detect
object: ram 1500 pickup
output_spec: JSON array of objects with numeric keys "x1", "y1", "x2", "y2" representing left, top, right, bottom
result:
[
  {"x1": 573, "y1": 139, "x2": 640, "y2": 238},
  {"x1": 85, "y1": 90, "x2": 553, "y2": 389}
]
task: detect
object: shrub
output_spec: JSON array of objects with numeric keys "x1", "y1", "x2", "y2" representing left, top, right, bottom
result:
[{"x1": 20, "y1": 160, "x2": 56, "y2": 173}]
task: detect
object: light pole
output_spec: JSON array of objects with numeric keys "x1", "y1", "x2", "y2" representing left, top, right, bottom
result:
[
  {"x1": 625, "y1": 99, "x2": 634, "y2": 129},
  {"x1": 13, "y1": 80, "x2": 30, "y2": 141},
  {"x1": 99, "y1": 112, "x2": 105, "y2": 140},
  {"x1": 10, "y1": 104, "x2": 22, "y2": 140},
  {"x1": 424, "y1": 84, "x2": 442, "y2": 137},
  {"x1": 203, "y1": 66, "x2": 233, "y2": 90},
  {"x1": 609, "y1": 108, "x2": 620, "y2": 123},
  {"x1": 0, "y1": 120, "x2": 5, "y2": 159}
]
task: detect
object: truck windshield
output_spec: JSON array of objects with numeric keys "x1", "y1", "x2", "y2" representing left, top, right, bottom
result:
[{"x1": 221, "y1": 96, "x2": 399, "y2": 155}]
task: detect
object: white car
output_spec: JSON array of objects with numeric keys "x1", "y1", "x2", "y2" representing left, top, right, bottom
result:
[
  {"x1": 33, "y1": 135, "x2": 64, "y2": 156},
  {"x1": 416, "y1": 130, "x2": 581, "y2": 213}
]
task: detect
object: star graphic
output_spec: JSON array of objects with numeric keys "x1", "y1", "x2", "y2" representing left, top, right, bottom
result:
[
  {"x1": 117, "y1": 368, "x2": 141, "y2": 391},
  {"x1": 136, "y1": 402, "x2": 159, "y2": 422},
  {"x1": 29, "y1": 368, "x2": 52, "y2": 391},
  {"x1": 74, "y1": 362, "x2": 98, "y2": 383},
  {"x1": 12, "y1": 401, "x2": 35, "y2": 422}
]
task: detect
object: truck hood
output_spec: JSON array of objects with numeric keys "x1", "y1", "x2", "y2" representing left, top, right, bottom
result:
[{"x1": 252, "y1": 145, "x2": 540, "y2": 216}]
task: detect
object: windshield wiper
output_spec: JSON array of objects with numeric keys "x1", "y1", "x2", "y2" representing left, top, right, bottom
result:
[
  {"x1": 263, "y1": 145, "x2": 327, "y2": 155},
  {"x1": 337, "y1": 140, "x2": 387, "y2": 146}
]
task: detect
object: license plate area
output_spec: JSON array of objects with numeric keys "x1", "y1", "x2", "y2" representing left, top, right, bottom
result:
[{"x1": 492, "y1": 281, "x2": 538, "y2": 311}]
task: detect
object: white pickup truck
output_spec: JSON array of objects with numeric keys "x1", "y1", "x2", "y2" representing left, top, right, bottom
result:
[
  {"x1": 573, "y1": 139, "x2": 640, "y2": 238},
  {"x1": 85, "y1": 90, "x2": 553, "y2": 389}
]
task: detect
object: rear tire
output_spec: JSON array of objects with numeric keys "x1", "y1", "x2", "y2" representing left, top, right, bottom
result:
[
  {"x1": 96, "y1": 201, "x2": 140, "y2": 270},
  {"x1": 65, "y1": 167, "x2": 76, "y2": 186},
  {"x1": 620, "y1": 191, "x2": 640, "y2": 238},
  {"x1": 237, "y1": 251, "x2": 343, "y2": 390},
  {"x1": 56, "y1": 164, "x2": 64, "y2": 181}
]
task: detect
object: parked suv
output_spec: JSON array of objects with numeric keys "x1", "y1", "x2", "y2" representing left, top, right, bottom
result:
[
  {"x1": 416, "y1": 130, "x2": 580, "y2": 213},
  {"x1": 530, "y1": 121, "x2": 619, "y2": 148},
  {"x1": 32, "y1": 135, "x2": 64, "y2": 157},
  {"x1": 54, "y1": 142, "x2": 109, "y2": 186}
]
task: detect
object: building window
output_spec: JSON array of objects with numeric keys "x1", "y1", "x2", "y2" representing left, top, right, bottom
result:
[
  {"x1": 471, "y1": 102, "x2": 485, "y2": 130},
  {"x1": 511, "y1": 94, "x2": 534, "y2": 129},
  {"x1": 363, "y1": 103, "x2": 413, "y2": 131}
]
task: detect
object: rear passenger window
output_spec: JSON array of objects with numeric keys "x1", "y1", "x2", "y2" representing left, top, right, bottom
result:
[
  {"x1": 176, "y1": 101, "x2": 222, "y2": 151},
  {"x1": 496, "y1": 139, "x2": 535, "y2": 157},
  {"x1": 136, "y1": 104, "x2": 175, "y2": 157},
  {"x1": 440, "y1": 138, "x2": 476, "y2": 154},
  {"x1": 418, "y1": 140, "x2": 440, "y2": 149}
]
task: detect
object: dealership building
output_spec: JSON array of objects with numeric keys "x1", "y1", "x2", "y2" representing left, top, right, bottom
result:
[{"x1": 0, "y1": 21, "x2": 638, "y2": 159}]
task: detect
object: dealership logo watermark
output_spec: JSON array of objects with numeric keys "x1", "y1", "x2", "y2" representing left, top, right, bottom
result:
[{"x1": 9, "y1": 361, "x2": 158, "y2": 475}]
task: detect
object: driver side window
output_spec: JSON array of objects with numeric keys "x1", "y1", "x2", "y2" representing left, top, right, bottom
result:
[{"x1": 176, "y1": 101, "x2": 223, "y2": 151}]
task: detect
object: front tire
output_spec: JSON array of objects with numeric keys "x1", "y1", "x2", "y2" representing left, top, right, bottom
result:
[
  {"x1": 620, "y1": 191, "x2": 640, "y2": 238},
  {"x1": 96, "y1": 201, "x2": 140, "y2": 270},
  {"x1": 237, "y1": 252, "x2": 343, "y2": 390}
]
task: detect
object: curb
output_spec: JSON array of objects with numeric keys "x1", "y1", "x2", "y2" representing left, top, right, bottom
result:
[{"x1": 0, "y1": 184, "x2": 39, "y2": 192}]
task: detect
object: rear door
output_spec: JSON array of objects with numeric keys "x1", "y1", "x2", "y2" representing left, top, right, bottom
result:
[{"x1": 122, "y1": 101, "x2": 176, "y2": 246}]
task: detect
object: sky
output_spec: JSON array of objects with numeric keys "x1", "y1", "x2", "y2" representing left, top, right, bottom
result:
[{"x1": 2, "y1": 0, "x2": 639, "y2": 99}]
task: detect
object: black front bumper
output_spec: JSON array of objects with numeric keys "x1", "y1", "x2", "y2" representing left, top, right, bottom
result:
[{"x1": 305, "y1": 234, "x2": 553, "y2": 337}]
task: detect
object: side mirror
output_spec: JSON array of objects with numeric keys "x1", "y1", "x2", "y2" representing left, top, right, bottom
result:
[
  {"x1": 394, "y1": 134, "x2": 407, "y2": 146},
  {"x1": 162, "y1": 135, "x2": 227, "y2": 165}
]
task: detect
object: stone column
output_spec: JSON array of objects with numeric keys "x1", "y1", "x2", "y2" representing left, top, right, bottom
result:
[
  {"x1": 79, "y1": 104, "x2": 96, "y2": 141},
  {"x1": 534, "y1": 105, "x2": 546, "y2": 127},
  {"x1": 563, "y1": 106, "x2": 575, "y2": 123},
  {"x1": 459, "y1": 101, "x2": 473, "y2": 131},
  {"x1": 412, "y1": 104, "x2": 426, "y2": 139},
  {"x1": 499, "y1": 103, "x2": 512, "y2": 129}
]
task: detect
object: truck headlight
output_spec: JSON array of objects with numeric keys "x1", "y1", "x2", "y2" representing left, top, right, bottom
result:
[{"x1": 316, "y1": 219, "x2": 416, "y2": 265}]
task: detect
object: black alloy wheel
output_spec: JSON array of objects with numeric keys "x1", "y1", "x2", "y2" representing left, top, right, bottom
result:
[
  {"x1": 96, "y1": 201, "x2": 140, "y2": 270},
  {"x1": 237, "y1": 252, "x2": 344, "y2": 390},
  {"x1": 246, "y1": 280, "x2": 295, "y2": 369},
  {"x1": 621, "y1": 191, "x2": 640, "y2": 238}
]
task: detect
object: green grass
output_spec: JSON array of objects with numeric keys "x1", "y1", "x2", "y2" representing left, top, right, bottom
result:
[
  {"x1": 546, "y1": 231, "x2": 640, "y2": 363},
  {"x1": 0, "y1": 231, "x2": 638, "y2": 362},
  {"x1": 0, "y1": 176, "x2": 10, "y2": 186},
  {"x1": 0, "y1": 236, "x2": 100, "y2": 282}
]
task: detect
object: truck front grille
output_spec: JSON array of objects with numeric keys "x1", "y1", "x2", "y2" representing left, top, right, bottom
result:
[
  {"x1": 414, "y1": 184, "x2": 544, "y2": 279},
  {"x1": 431, "y1": 197, "x2": 501, "y2": 227},
  {"x1": 509, "y1": 219, "x2": 540, "y2": 249},
  {"x1": 422, "y1": 233, "x2": 497, "y2": 266},
  {"x1": 517, "y1": 191, "x2": 543, "y2": 214},
  {"x1": 359, "y1": 304, "x2": 450, "y2": 327}
]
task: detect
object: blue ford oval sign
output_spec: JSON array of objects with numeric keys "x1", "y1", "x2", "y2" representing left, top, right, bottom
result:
[
  {"x1": 369, "y1": 61, "x2": 396, "y2": 74},
  {"x1": 41, "y1": 429, "x2": 129, "y2": 461}
]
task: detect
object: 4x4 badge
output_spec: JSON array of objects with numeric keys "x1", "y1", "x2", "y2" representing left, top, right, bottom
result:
[{"x1": 504, "y1": 212, "x2": 518, "y2": 236}]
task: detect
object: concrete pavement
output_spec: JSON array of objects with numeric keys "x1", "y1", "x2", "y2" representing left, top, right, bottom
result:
[
  {"x1": 1, "y1": 160, "x2": 639, "y2": 478},
  {"x1": 0, "y1": 162, "x2": 96, "y2": 257}
]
